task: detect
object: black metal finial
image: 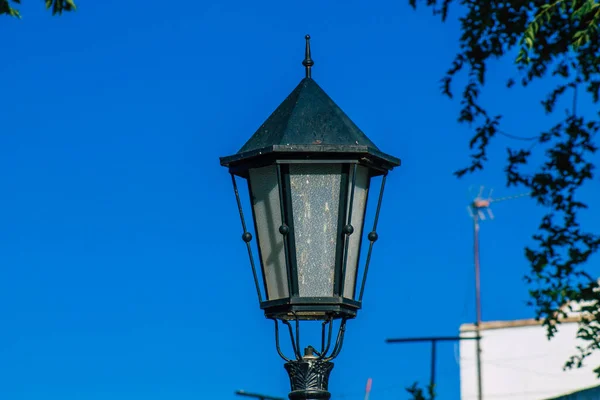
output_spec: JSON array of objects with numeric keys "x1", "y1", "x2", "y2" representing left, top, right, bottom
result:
[{"x1": 302, "y1": 34, "x2": 314, "y2": 79}]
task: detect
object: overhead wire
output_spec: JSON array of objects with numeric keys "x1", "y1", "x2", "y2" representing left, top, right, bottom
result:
[{"x1": 497, "y1": 129, "x2": 539, "y2": 141}]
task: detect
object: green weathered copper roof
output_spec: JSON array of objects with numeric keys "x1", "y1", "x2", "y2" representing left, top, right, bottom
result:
[
  {"x1": 239, "y1": 77, "x2": 379, "y2": 152},
  {"x1": 220, "y1": 77, "x2": 400, "y2": 169}
]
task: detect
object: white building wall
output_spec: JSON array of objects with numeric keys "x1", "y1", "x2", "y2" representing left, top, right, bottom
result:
[{"x1": 460, "y1": 321, "x2": 600, "y2": 400}]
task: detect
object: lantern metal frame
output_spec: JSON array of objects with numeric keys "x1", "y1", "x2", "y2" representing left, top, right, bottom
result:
[
  {"x1": 271, "y1": 315, "x2": 346, "y2": 361},
  {"x1": 224, "y1": 147, "x2": 393, "y2": 322}
]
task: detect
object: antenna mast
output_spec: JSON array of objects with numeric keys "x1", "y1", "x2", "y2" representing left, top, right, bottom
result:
[
  {"x1": 466, "y1": 186, "x2": 531, "y2": 400},
  {"x1": 468, "y1": 186, "x2": 490, "y2": 400}
]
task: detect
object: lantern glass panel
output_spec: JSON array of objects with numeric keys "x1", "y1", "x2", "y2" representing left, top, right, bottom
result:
[
  {"x1": 343, "y1": 165, "x2": 370, "y2": 299},
  {"x1": 249, "y1": 166, "x2": 289, "y2": 300},
  {"x1": 289, "y1": 164, "x2": 342, "y2": 297}
]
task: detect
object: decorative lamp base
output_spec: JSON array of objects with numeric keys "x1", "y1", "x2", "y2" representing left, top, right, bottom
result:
[{"x1": 284, "y1": 348, "x2": 334, "y2": 400}]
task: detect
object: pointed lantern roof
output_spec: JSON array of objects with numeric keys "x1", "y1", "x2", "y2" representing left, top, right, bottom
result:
[{"x1": 220, "y1": 35, "x2": 400, "y2": 172}]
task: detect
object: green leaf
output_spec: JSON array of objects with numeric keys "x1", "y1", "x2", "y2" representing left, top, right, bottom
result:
[
  {"x1": 525, "y1": 36, "x2": 534, "y2": 49},
  {"x1": 571, "y1": 0, "x2": 579, "y2": 11}
]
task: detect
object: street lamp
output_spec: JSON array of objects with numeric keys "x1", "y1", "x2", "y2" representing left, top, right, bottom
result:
[{"x1": 220, "y1": 35, "x2": 400, "y2": 400}]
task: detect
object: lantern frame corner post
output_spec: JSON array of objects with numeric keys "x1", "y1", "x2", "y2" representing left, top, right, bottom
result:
[
  {"x1": 358, "y1": 171, "x2": 388, "y2": 303},
  {"x1": 229, "y1": 171, "x2": 264, "y2": 304}
]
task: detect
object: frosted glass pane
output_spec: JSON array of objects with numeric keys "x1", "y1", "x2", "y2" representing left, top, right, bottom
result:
[
  {"x1": 249, "y1": 166, "x2": 289, "y2": 300},
  {"x1": 289, "y1": 164, "x2": 342, "y2": 297},
  {"x1": 343, "y1": 166, "x2": 370, "y2": 299}
]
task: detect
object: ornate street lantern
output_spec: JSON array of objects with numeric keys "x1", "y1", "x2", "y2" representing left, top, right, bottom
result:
[{"x1": 220, "y1": 36, "x2": 400, "y2": 400}]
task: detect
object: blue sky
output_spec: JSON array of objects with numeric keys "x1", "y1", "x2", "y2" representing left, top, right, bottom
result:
[{"x1": 1, "y1": 1, "x2": 599, "y2": 399}]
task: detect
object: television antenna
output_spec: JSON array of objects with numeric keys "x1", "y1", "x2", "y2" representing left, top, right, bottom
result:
[
  {"x1": 467, "y1": 186, "x2": 531, "y2": 221},
  {"x1": 467, "y1": 185, "x2": 531, "y2": 400}
]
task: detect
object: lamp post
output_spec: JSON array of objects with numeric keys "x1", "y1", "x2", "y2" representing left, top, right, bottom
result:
[{"x1": 220, "y1": 35, "x2": 400, "y2": 400}]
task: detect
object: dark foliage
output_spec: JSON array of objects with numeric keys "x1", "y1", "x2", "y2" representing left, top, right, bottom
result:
[
  {"x1": 1, "y1": 0, "x2": 76, "y2": 18},
  {"x1": 407, "y1": 0, "x2": 600, "y2": 397}
]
